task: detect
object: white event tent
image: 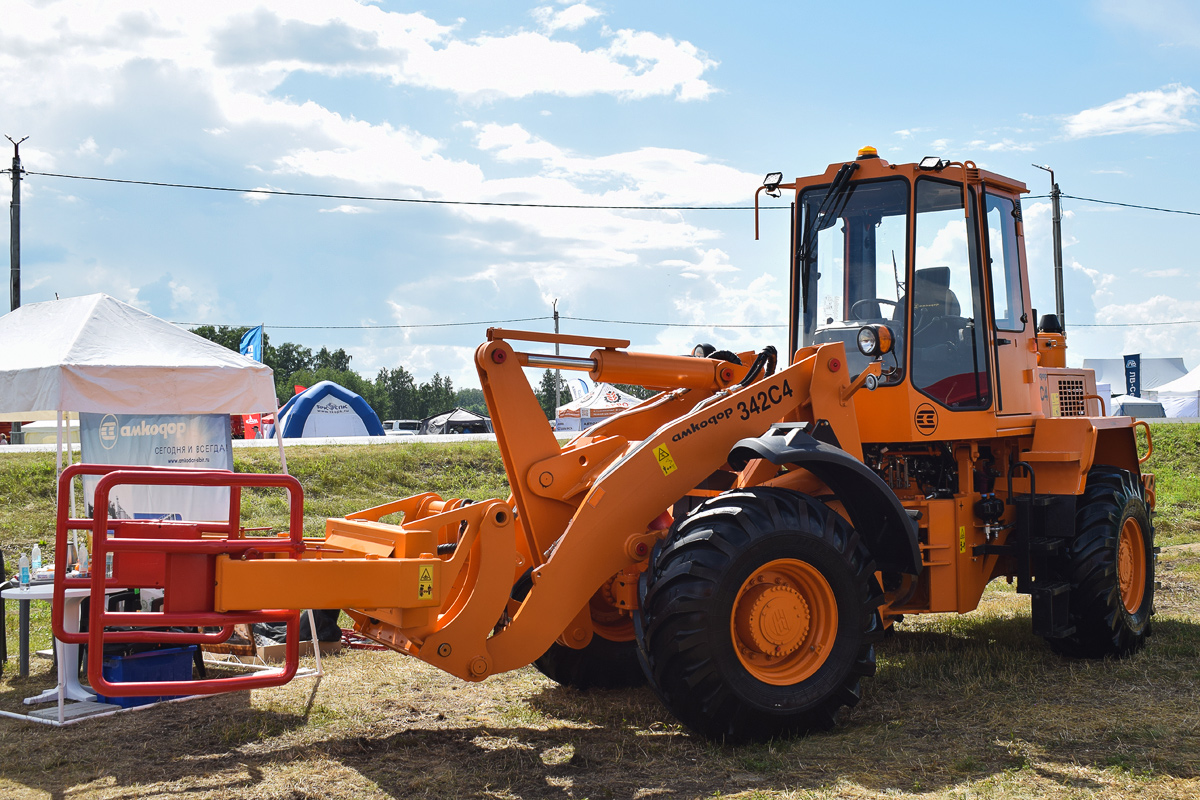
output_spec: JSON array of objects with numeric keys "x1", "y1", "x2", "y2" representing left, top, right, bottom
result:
[
  {"x1": 1083, "y1": 357, "x2": 1188, "y2": 396},
  {"x1": 1147, "y1": 367, "x2": 1200, "y2": 418},
  {"x1": 0, "y1": 294, "x2": 282, "y2": 470},
  {"x1": 0, "y1": 294, "x2": 285, "y2": 725},
  {"x1": 555, "y1": 383, "x2": 642, "y2": 431}
]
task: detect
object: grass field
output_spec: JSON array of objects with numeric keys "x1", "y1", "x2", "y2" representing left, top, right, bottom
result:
[{"x1": 1, "y1": 429, "x2": 1198, "y2": 800}]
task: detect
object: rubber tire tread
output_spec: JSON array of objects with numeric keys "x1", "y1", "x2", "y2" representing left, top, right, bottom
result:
[
  {"x1": 635, "y1": 487, "x2": 882, "y2": 742},
  {"x1": 1047, "y1": 466, "x2": 1154, "y2": 659},
  {"x1": 508, "y1": 571, "x2": 646, "y2": 690},
  {"x1": 531, "y1": 636, "x2": 646, "y2": 690}
]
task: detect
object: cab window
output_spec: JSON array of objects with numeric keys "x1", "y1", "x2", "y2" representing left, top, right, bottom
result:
[
  {"x1": 910, "y1": 179, "x2": 991, "y2": 409},
  {"x1": 798, "y1": 178, "x2": 908, "y2": 383},
  {"x1": 986, "y1": 193, "x2": 1026, "y2": 332}
]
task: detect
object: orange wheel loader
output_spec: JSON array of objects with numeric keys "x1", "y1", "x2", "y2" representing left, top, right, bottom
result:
[{"x1": 59, "y1": 149, "x2": 1154, "y2": 742}]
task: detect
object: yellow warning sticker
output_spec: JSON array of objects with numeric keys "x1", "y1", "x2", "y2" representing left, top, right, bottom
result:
[
  {"x1": 418, "y1": 565, "x2": 434, "y2": 600},
  {"x1": 655, "y1": 444, "x2": 678, "y2": 477},
  {"x1": 1050, "y1": 391, "x2": 1061, "y2": 417},
  {"x1": 959, "y1": 526, "x2": 966, "y2": 554}
]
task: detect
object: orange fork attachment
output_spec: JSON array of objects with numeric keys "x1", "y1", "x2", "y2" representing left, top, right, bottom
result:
[{"x1": 52, "y1": 464, "x2": 307, "y2": 698}]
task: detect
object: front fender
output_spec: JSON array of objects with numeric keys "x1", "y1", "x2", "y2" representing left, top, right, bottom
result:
[{"x1": 729, "y1": 425, "x2": 921, "y2": 576}]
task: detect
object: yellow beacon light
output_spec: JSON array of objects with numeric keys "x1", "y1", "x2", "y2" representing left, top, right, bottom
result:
[{"x1": 857, "y1": 145, "x2": 879, "y2": 159}]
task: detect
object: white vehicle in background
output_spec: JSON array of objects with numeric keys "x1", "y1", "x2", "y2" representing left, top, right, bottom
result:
[{"x1": 382, "y1": 420, "x2": 421, "y2": 436}]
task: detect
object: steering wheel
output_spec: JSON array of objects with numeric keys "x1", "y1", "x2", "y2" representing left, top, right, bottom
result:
[{"x1": 849, "y1": 298, "x2": 898, "y2": 320}]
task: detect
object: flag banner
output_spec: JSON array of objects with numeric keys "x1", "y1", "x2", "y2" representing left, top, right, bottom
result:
[
  {"x1": 240, "y1": 325, "x2": 264, "y2": 362},
  {"x1": 1123, "y1": 353, "x2": 1141, "y2": 398},
  {"x1": 243, "y1": 412, "x2": 263, "y2": 439},
  {"x1": 79, "y1": 413, "x2": 234, "y2": 521}
]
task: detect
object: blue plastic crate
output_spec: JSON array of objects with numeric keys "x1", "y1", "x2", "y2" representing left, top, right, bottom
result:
[{"x1": 98, "y1": 646, "x2": 196, "y2": 708}]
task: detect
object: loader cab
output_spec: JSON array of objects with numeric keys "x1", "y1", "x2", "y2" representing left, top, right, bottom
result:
[{"x1": 777, "y1": 150, "x2": 1037, "y2": 435}]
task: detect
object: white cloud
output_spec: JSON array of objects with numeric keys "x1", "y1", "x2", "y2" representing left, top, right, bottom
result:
[
  {"x1": 1063, "y1": 84, "x2": 1199, "y2": 138},
  {"x1": 1070, "y1": 258, "x2": 1116, "y2": 305},
  {"x1": 319, "y1": 204, "x2": 375, "y2": 214},
  {"x1": 1143, "y1": 268, "x2": 1183, "y2": 278},
  {"x1": 0, "y1": 2, "x2": 716, "y2": 114},
  {"x1": 964, "y1": 138, "x2": 1036, "y2": 153},
  {"x1": 241, "y1": 186, "x2": 278, "y2": 205},
  {"x1": 1094, "y1": 294, "x2": 1200, "y2": 368},
  {"x1": 533, "y1": 3, "x2": 603, "y2": 32}
]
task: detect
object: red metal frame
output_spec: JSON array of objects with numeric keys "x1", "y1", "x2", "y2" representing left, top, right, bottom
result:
[{"x1": 51, "y1": 463, "x2": 308, "y2": 697}]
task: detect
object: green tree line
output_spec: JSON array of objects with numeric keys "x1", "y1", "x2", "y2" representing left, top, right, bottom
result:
[
  {"x1": 191, "y1": 325, "x2": 480, "y2": 421},
  {"x1": 193, "y1": 326, "x2": 654, "y2": 422}
]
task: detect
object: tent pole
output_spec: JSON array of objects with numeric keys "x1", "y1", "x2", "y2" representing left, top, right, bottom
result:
[
  {"x1": 274, "y1": 413, "x2": 288, "y2": 475},
  {"x1": 54, "y1": 412, "x2": 63, "y2": 510}
]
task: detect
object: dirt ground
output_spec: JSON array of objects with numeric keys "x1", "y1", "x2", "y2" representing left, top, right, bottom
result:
[{"x1": 1, "y1": 545, "x2": 1196, "y2": 800}]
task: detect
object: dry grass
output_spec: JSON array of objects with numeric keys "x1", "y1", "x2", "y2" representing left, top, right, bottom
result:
[{"x1": 1, "y1": 440, "x2": 1198, "y2": 799}]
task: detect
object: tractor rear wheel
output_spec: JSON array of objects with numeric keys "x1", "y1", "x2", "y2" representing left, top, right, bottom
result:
[
  {"x1": 635, "y1": 487, "x2": 882, "y2": 742},
  {"x1": 511, "y1": 573, "x2": 645, "y2": 689},
  {"x1": 1047, "y1": 467, "x2": 1154, "y2": 658}
]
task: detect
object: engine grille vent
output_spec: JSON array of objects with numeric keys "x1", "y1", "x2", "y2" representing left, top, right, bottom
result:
[{"x1": 1054, "y1": 378, "x2": 1086, "y2": 416}]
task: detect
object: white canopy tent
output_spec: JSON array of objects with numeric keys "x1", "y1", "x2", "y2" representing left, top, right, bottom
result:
[
  {"x1": 555, "y1": 383, "x2": 642, "y2": 431},
  {"x1": 0, "y1": 294, "x2": 277, "y2": 416},
  {"x1": 0, "y1": 293, "x2": 283, "y2": 473},
  {"x1": 0, "y1": 294, "x2": 287, "y2": 724},
  {"x1": 1147, "y1": 367, "x2": 1200, "y2": 418},
  {"x1": 1111, "y1": 395, "x2": 1166, "y2": 418},
  {"x1": 1082, "y1": 357, "x2": 1188, "y2": 396}
]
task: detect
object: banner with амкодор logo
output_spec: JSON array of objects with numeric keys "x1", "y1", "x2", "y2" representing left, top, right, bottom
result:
[{"x1": 79, "y1": 413, "x2": 234, "y2": 522}]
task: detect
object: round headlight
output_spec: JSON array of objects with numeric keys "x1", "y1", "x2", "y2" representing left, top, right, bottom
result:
[
  {"x1": 857, "y1": 324, "x2": 895, "y2": 357},
  {"x1": 857, "y1": 327, "x2": 878, "y2": 356}
]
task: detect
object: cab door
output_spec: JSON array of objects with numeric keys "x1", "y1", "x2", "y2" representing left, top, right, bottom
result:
[{"x1": 983, "y1": 192, "x2": 1035, "y2": 416}]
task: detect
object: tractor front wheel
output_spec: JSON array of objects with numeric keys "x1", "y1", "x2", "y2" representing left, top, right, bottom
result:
[
  {"x1": 636, "y1": 488, "x2": 882, "y2": 742},
  {"x1": 1047, "y1": 467, "x2": 1155, "y2": 658}
]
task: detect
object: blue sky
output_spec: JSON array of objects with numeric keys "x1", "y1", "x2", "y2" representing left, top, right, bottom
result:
[{"x1": 3, "y1": 0, "x2": 1199, "y2": 389}]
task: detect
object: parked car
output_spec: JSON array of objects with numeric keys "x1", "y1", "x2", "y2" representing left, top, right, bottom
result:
[{"x1": 382, "y1": 419, "x2": 421, "y2": 436}]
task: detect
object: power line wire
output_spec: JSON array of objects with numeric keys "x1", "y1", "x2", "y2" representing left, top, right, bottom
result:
[
  {"x1": 1071, "y1": 320, "x2": 1200, "y2": 328},
  {"x1": 562, "y1": 315, "x2": 783, "y2": 328},
  {"x1": 1061, "y1": 194, "x2": 1200, "y2": 217},
  {"x1": 26, "y1": 171, "x2": 789, "y2": 212},
  {"x1": 22, "y1": 171, "x2": 1200, "y2": 217},
  {"x1": 174, "y1": 313, "x2": 1200, "y2": 332},
  {"x1": 174, "y1": 316, "x2": 554, "y2": 330}
]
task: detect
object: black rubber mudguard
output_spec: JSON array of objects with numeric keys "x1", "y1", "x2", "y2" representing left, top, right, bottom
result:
[{"x1": 728, "y1": 425, "x2": 922, "y2": 576}]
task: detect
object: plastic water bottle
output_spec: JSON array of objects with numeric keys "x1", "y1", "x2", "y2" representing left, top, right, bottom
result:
[
  {"x1": 19, "y1": 553, "x2": 30, "y2": 587},
  {"x1": 78, "y1": 543, "x2": 89, "y2": 574},
  {"x1": 31, "y1": 542, "x2": 41, "y2": 571}
]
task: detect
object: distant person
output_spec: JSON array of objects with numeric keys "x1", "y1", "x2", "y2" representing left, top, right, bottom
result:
[{"x1": 0, "y1": 433, "x2": 8, "y2": 445}]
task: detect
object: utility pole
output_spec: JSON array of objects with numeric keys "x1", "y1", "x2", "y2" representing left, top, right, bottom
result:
[
  {"x1": 1033, "y1": 163, "x2": 1065, "y2": 331},
  {"x1": 8, "y1": 136, "x2": 27, "y2": 445},
  {"x1": 8, "y1": 135, "x2": 26, "y2": 312},
  {"x1": 552, "y1": 299, "x2": 562, "y2": 422}
]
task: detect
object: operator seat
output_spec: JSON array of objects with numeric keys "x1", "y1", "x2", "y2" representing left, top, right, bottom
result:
[{"x1": 907, "y1": 266, "x2": 960, "y2": 335}]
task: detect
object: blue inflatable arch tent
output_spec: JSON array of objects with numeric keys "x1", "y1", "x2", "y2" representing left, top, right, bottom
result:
[{"x1": 267, "y1": 380, "x2": 385, "y2": 438}]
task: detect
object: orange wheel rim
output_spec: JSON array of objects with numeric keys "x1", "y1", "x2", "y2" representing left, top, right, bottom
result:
[
  {"x1": 731, "y1": 558, "x2": 838, "y2": 685},
  {"x1": 1117, "y1": 516, "x2": 1146, "y2": 614},
  {"x1": 590, "y1": 580, "x2": 635, "y2": 642}
]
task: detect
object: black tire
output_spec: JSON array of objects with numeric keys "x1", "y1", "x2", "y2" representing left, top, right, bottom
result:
[
  {"x1": 531, "y1": 634, "x2": 645, "y2": 690},
  {"x1": 635, "y1": 487, "x2": 882, "y2": 742},
  {"x1": 510, "y1": 572, "x2": 645, "y2": 689},
  {"x1": 1047, "y1": 467, "x2": 1154, "y2": 659}
]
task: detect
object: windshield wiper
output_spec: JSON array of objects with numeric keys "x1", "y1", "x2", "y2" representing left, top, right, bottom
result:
[{"x1": 797, "y1": 162, "x2": 859, "y2": 315}]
